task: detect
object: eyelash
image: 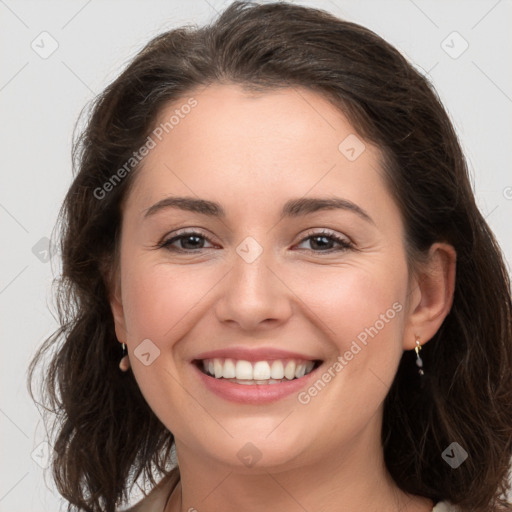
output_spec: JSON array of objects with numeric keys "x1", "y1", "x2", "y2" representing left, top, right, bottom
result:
[{"x1": 157, "y1": 229, "x2": 354, "y2": 254}]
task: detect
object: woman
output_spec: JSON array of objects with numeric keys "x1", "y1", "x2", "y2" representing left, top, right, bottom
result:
[{"x1": 27, "y1": 2, "x2": 512, "y2": 511}]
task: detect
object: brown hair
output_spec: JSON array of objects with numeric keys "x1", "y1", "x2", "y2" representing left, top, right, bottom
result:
[{"x1": 27, "y1": 2, "x2": 512, "y2": 511}]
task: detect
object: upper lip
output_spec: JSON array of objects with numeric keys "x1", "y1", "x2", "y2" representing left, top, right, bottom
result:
[{"x1": 192, "y1": 346, "x2": 322, "y2": 363}]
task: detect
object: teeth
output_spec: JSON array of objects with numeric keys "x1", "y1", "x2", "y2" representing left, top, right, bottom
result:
[
  {"x1": 214, "y1": 359, "x2": 223, "y2": 378},
  {"x1": 199, "y1": 357, "x2": 318, "y2": 381},
  {"x1": 253, "y1": 361, "x2": 271, "y2": 380},
  {"x1": 227, "y1": 378, "x2": 293, "y2": 385},
  {"x1": 223, "y1": 358, "x2": 236, "y2": 378},
  {"x1": 295, "y1": 363, "x2": 306, "y2": 379},
  {"x1": 235, "y1": 360, "x2": 253, "y2": 380},
  {"x1": 270, "y1": 360, "x2": 284, "y2": 379},
  {"x1": 284, "y1": 361, "x2": 296, "y2": 380}
]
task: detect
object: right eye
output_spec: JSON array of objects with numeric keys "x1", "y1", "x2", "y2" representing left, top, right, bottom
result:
[{"x1": 159, "y1": 230, "x2": 217, "y2": 253}]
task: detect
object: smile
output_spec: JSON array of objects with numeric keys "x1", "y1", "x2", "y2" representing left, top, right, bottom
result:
[
  {"x1": 196, "y1": 357, "x2": 319, "y2": 384},
  {"x1": 192, "y1": 355, "x2": 324, "y2": 404}
]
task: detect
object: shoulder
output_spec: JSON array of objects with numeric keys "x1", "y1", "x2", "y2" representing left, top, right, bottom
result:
[
  {"x1": 433, "y1": 501, "x2": 463, "y2": 512},
  {"x1": 117, "y1": 470, "x2": 179, "y2": 512}
]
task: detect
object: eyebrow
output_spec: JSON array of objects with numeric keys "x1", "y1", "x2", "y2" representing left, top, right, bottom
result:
[{"x1": 143, "y1": 196, "x2": 375, "y2": 225}]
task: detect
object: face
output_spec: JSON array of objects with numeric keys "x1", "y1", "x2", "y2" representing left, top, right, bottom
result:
[{"x1": 111, "y1": 83, "x2": 417, "y2": 472}]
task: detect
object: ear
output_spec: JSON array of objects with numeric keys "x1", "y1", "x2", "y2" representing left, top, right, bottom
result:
[
  {"x1": 108, "y1": 269, "x2": 128, "y2": 344},
  {"x1": 403, "y1": 242, "x2": 457, "y2": 350}
]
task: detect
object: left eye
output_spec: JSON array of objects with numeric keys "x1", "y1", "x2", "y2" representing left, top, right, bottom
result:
[
  {"x1": 159, "y1": 230, "x2": 353, "y2": 253},
  {"x1": 295, "y1": 230, "x2": 353, "y2": 252}
]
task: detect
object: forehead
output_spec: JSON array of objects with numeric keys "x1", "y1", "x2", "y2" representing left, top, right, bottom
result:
[
  {"x1": 125, "y1": 83, "x2": 389, "y2": 219},
  {"x1": 150, "y1": 83, "x2": 355, "y2": 161}
]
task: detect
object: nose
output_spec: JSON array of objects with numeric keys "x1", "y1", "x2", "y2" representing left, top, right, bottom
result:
[{"x1": 214, "y1": 244, "x2": 293, "y2": 331}]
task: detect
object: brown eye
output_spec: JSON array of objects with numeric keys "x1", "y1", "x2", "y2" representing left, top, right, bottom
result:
[
  {"x1": 160, "y1": 231, "x2": 215, "y2": 252},
  {"x1": 296, "y1": 230, "x2": 353, "y2": 253}
]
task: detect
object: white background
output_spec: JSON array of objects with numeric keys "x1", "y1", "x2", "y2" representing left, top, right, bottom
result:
[{"x1": 1, "y1": 0, "x2": 511, "y2": 510}]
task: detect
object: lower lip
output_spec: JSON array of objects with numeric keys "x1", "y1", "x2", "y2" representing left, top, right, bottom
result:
[{"x1": 192, "y1": 362, "x2": 321, "y2": 404}]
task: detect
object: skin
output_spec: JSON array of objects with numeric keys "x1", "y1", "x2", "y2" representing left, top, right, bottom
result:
[{"x1": 110, "y1": 83, "x2": 456, "y2": 512}]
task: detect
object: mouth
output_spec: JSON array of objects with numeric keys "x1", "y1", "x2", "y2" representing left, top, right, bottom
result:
[{"x1": 192, "y1": 357, "x2": 323, "y2": 385}]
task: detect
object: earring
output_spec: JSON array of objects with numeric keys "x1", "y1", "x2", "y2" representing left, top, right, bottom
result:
[
  {"x1": 119, "y1": 343, "x2": 130, "y2": 371},
  {"x1": 414, "y1": 338, "x2": 424, "y2": 376}
]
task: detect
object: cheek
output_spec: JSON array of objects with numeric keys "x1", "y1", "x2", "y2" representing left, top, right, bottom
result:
[
  {"x1": 291, "y1": 259, "x2": 407, "y2": 412},
  {"x1": 291, "y1": 260, "x2": 405, "y2": 348},
  {"x1": 121, "y1": 262, "x2": 209, "y2": 342},
  {"x1": 119, "y1": 262, "x2": 216, "y2": 426}
]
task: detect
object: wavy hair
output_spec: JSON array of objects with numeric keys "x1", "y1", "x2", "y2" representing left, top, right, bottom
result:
[{"x1": 28, "y1": 2, "x2": 512, "y2": 511}]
